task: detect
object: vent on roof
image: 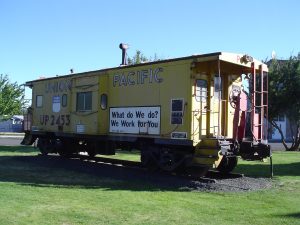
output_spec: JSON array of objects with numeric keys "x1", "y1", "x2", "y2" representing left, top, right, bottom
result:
[{"x1": 119, "y1": 43, "x2": 129, "y2": 66}]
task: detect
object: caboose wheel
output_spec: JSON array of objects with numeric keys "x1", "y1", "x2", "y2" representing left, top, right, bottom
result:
[
  {"x1": 87, "y1": 150, "x2": 96, "y2": 158},
  {"x1": 158, "y1": 150, "x2": 176, "y2": 171},
  {"x1": 57, "y1": 139, "x2": 75, "y2": 158},
  {"x1": 140, "y1": 150, "x2": 157, "y2": 170},
  {"x1": 37, "y1": 138, "x2": 52, "y2": 155},
  {"x1": 216, "y1": 156, "x2": 238, "y2": 174},
  {"x1": 86, "y1": 142, "x2": 97, "y2": 158},
  {"x1": 157, "y1": 149, "x2": 185, "y2": 172}
]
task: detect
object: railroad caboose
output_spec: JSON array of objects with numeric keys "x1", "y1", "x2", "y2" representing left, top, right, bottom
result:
[{"x1": 22, "y1": 47, "x2": 270, "y2": 174}]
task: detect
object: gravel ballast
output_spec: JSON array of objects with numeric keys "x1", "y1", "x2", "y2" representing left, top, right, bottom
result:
[{"x1": 182, "y1": 177, "x2": 273, "y2": 192}]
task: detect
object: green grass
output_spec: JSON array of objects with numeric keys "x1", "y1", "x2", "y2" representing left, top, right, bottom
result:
[
  {"x1": 0, "y1": 146, "x2": 300, "y2": 225},
  {"x1": 99, "y1": 149, "x2": 140, "y2": 161}
]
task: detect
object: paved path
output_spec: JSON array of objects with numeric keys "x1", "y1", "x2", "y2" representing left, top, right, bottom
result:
[
  {"x1": 0, "y1": 134, "x2": 290, "y2": 151},
  {"x1": 269, "y1": 142, "x2": 291, "y2": 151},
  {"x1": 0, "y1": 136, "x2": 24, "y2": 146}
]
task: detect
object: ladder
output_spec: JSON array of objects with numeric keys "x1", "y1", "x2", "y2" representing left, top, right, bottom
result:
[{"x1": 251, "y1": 62, "x2": 268, "y2": 142}]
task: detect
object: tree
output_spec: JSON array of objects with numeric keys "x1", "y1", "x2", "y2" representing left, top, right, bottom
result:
[
  {"x1": 268, "y1": 54, "x2": 300, "y2": 151},
  {"x1": 0, "y1": 74, "x2": 25, "y2": 119},
  {"x1": 127, "y1": 50, "x2": 148, "y2": 65},
  {"x1": 127, "y1": 50, "x2": 161, "y2": 65}
]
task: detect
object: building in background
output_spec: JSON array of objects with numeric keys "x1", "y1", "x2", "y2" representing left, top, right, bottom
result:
[{"x1": 0, "y1": 115, "x2": 24, "y2": 132}]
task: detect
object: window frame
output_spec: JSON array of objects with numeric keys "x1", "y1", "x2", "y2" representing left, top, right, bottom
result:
[
  {"x1": 195, "y1": 79, "x2": 208, "y2": 102},
  {"x1": 100, "y1": 93, "x2": 108, "y2": 110},
  {"x1": 170, "y1": 98, "x2": 184, "y2": 125},
  {"x1": 214, "y1": 75, "x2": 222, "y2": 99},
  {"x1": 36, "y1": 95, "x2": 43, "y2": 108},
  {"x1": 76, "y1": 91, "x2": 92, "y2": 112},
  {"x1": 62, "y1": 94, "x2": 68, "y2": 107}
]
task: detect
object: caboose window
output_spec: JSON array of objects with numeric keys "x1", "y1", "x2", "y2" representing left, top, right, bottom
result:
[
  {"x1": 76, "y1": 92, "x2": 92, "y2": 111},
  {"x1": 62, "y1": 94, "x2": 67, "y2": 107},
  {"x1": 214, "y1": 75, "x2": 222, "y2": 99},
  {"x1": 36, "y1": 95, "x2": 43, "y2": 108},
  {"x1": 195, "y1": 79, "x2": 207, "y2": 102},
  {"x1": 100, "y1": 94, "x2": 108, "y2": 110},
  {"x1": 171, "y1": 99, "x2": 184, "y2": 125}
]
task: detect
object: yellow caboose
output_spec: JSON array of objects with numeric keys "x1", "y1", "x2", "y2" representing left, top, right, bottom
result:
[{"x1": 22, "y1": 47, "x2": 270, "y2": 174}]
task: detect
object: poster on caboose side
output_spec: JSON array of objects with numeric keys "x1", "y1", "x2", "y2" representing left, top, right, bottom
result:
[{"x1": 109, "y1": 106, "x2": 160, "y2": 135}]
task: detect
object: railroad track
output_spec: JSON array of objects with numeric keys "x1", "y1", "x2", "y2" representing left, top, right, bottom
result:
[
  {"x1": 62, "y1": 154, "x2": 244, "y2": 183},
  {"x1": 34, "y1": 153, "x2": 264, "y2": 192}
]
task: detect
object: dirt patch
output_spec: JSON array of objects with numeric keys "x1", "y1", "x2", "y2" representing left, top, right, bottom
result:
[{"x1": 182, "y1": 177, "x2": 273, "y2": 192}]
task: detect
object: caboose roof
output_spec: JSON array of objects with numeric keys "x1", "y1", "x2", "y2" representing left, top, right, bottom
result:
[{"x1": 25, "y1": 51, "x2": 267, "y2": 86}]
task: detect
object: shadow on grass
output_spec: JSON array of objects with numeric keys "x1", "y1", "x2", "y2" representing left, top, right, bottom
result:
[
  {"x1": 0, "y1": 154, "x2": 196, "y2": 192},
  {"x1": 276, "y1": 212, "x2": 300, "y2": 219},
  {"x1": 235, "y1": 161, "x2": 300, "y2": 178},
  {"x1": 0, "y1": 146, "x2": 38, "y2": 153},
  {"x1": 0, "y1": 153, "x2": 291, "y2": 191}
]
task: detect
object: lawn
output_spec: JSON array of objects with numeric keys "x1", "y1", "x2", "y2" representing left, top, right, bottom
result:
[{"x1": 0, "y1": 146, "x2": 299, "y2": 225}]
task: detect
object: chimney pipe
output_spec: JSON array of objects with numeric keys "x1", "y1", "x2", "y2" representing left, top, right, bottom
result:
[{"x1": 119, "y1": 43, "x2": 129, "y2": 66}]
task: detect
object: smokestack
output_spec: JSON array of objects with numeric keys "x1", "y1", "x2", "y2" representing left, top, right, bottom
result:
[{"x1": 119, "y1": 43, "x2": 129, "y2": 66}]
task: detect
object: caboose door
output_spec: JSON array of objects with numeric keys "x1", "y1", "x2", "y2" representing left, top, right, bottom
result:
[
  {"x1": 71, "y1": 76, "x2": 99, "y2": 135},
  {"x1": 210, "y1": 75, "x2": 223, "y2": 137},
  {"x1": 192, "y1": 74, "x2": 208, "y2": 143}
]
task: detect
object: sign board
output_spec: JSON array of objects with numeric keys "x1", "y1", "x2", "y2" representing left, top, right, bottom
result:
[
  {"x1": 76, "y1": 124, "x2": 85, "y2": 133},
  {"x1": 109, "y1": 106, "x2": 160, "y2": 135},
  {"x1": 52, "y1": 96, "x2": 60, "y2": 113}
]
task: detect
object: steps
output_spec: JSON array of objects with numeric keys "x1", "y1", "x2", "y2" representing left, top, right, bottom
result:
[
  {"x1": 192, "y1": 138, "x2": 231, "y2": 167},
  {"x1": 20, "y1": 132, "x2": 36, "y2": 145}
]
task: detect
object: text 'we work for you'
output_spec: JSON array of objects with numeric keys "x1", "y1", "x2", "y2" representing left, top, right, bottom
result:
[{"x1": 109, "y1": 107, "x2": 160, "y2": 135}]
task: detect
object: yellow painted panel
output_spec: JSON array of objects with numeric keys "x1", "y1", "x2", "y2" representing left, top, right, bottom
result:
[
  {"x1": 31, "y1": 77, "x2": 73, "y2": 133},
  {"x1": 106, "y1": 61, "x2": 193, "y2": 138},
  {"x1": 70, "y1": 75, "x2": 99, "y2": 134}
]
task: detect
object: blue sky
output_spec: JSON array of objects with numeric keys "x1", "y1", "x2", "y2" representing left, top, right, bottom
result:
[{"x1": 1, "y1": 0, "x2": 299, "y2": 90}]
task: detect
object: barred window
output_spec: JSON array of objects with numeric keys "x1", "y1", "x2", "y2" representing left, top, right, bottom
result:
[
  {"x1": 195, "y1": 79, "x2": 207, "y2": 102},
  {"x1": 171, "y1": 99, "x2": 184, "y2": 125}
]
